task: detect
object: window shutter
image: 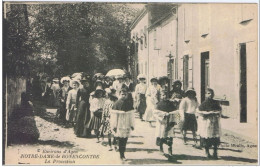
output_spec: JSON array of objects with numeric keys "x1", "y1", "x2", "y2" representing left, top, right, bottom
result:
[
  {"x1": 188, "y1": 55, "x2": 193, "y2": 88},
  {"x1": 144, "y1": 26, "x2": 147, "y2": 48},
  {"x1": 180, "y1": 57, "x2": 184, "y2": 83}
]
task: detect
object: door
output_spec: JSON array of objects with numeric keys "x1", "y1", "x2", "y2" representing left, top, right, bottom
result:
[
  {"x1": 240, "y1": 43, "x2": 247, "y2": 123},
  {"x1": 183, "y1": 55, "x2": 189, "y2": 91},
  {"x1": 201, "y1": 52, "x2": 210, "y2": 103}
]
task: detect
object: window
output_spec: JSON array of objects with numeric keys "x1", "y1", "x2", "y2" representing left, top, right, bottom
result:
[
  {"x1": 181, "y1": 55, "x2": 193, "y2": 91},
  {"x1": 154, "y1": 27, "x2": 161, "y2": 50},
  {"x1": 140, "y1": 29, "x2": 143, "y2": 50},
  {"x1": 153, "y1": 29, "x2": 157, "y2": 49},
  {"x1": 145, "y1": 62, "x2": 147, "y2": 75},
  {"x1": 183, "y1": 55, "x2": 189, "y2": 91}
]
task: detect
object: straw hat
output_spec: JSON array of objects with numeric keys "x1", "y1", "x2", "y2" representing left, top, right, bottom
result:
[{"x1": 60, "y1": 76, "x2": 71, "y2": 83}]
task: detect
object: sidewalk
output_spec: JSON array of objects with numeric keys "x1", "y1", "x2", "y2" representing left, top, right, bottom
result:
[{"x1": 221, "y1": 118, "x2": 258, "y2": 144}]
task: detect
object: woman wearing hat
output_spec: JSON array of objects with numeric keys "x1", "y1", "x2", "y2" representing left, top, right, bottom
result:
[
  {"x1": 169, "y1": 80, "x2": 185, "y2": 115},
  {"x1": 87, "y1": 86, "x2": 105, "y2": 143},
  {"x1": 143, "y1": 77, "x2": 161, "y2": 126},
  {"x1": 51, "y1": 78, "x2": 61, "y2": 107},
  {"x1": 158, "y1": 76, "x2": 169, "y2": 98},
  {"x1": 113, "y1": 75, "x2": 125, "y2": 98},
  {"x1": 179, "y1": 88, "x2": 199, "y2": 145},
  {"x1": 123, "y1": 74, "x2": 134, "y2": 92},
  {"x1": 99, "y1": 87, "x2": 118, "y2": 151},
  {"x1": 66, "y1": 79, "x2": 80, "y2": 124},
  {"x1": 57, "y1": 77, "x2": 72, "y2": 122},
  {"x1": 74, "y1": 76, "x2": 92, "y2": 137},
  {"x1": 134, "y1": 74, "x2": 147, "y2": 121},
  {"x1": 197, "y1": 88, "x2": 222, "y2": 159}
]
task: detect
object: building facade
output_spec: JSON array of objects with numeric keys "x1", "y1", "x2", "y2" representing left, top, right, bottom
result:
[
  {"x1": 177, "y1": 3, "x2": 258, "y2": 125},
  {"x1": 130, "y1": 3, "x2": 257, "y2": 125}
]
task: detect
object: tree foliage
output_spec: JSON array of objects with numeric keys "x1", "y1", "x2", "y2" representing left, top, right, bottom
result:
[{"x1": 4, "y1": 3, "x2": 140, "y2": 78}]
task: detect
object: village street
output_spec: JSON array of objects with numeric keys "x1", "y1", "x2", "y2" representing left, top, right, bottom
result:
[{"x1": 5, "y1": 103, "x2": 258, "y2": 165}]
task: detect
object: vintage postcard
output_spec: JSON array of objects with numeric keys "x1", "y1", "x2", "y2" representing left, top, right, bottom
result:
[{"x1": 2, "y1": 1, "x2": 259, "y2": 165}]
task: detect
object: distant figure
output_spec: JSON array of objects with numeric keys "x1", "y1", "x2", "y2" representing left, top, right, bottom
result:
[
  {"x1": 134, "y1": 74, "x2": 147, "y2": 121},
  {"x1": 113, "y1": 75, "x2": 124, "y2": 98},
  {"x1": 57, "y1": 77, "x2": 72, "y2": 122},
  {"x1": 197, "y1": 88, "x2": 222, "y2": 159},
  {"x1": 74, "y1": 76, "x2": 92, "y2": 137},
  {"x1": 66, "y1": 80, "x2": 80, "y2": 124},
  {"x1": 8, "y1": 92, "x2": 40, "y2": 144},
  {"x1": 123, "y1": 73, "x2": 134, "y2": 92},
  {"x1": 51, "y1": 78, "x2": 60, "y2": 107},
  {"x1": 143, "y1": 77, "x2": 161, "y2": 126}
]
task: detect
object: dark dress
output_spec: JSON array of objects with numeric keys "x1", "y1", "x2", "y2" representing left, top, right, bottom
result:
[
  {"x1": 74, "y1": 87, "x2": 91, "y2": 137},
  {"x1": 57, "y1": 86, "x2": 72, "y2": 121}
]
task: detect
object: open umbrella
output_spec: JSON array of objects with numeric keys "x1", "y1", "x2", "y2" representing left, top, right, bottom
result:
[{"x1": 106, "y1": 69, "x2": 125, "y2": 77}]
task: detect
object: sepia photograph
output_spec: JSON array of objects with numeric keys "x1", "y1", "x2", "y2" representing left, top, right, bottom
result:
[{"x1": 2, "y1": 1, "x2": 259, "y2": 165}]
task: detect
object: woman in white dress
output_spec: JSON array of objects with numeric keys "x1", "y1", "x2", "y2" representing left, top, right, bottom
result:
[{"x1": 143, "y1": 77, "x2": 161, "y2": 126}]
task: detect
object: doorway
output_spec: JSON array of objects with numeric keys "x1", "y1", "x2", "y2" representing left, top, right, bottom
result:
[
  {"x1": 201, "y1": 52, "x2": 210, "y2": 103},
  {"x1": 240, "y1": 43, "x2": 247, "y2": 123}
]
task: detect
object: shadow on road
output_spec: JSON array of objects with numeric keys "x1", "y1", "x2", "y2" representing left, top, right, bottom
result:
[
  {"x1": 36, "y1": 140, "x2": 75, "y2": 148},
  {"x1": 126, "y1": 148, "x2": 158, "y2": 153},
  {"x1": 220, "y1": 156, "x2": 257, "y2": 163}
]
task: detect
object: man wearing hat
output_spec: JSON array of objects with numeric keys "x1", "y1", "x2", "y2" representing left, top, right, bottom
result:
[{"x1": 74, "y1": 75, "x2": 92, "y2": 137}]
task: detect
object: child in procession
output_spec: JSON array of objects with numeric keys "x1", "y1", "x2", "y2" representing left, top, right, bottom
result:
[{"x1": 197, "y1": 88, "x2": 222, "y2": 159}]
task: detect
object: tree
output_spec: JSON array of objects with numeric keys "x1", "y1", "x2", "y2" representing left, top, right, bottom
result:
[{"x1": 25, "y1": 3, "x2": 140, "y2": 77}]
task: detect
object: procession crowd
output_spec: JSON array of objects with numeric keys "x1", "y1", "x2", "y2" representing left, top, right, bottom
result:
[{"x1": 27, "y1": 71, "x2": 222, "y2": 161}]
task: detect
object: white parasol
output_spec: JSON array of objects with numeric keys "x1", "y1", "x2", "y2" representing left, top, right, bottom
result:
[{"x1": 106, "y1": 69, "x2": 125, "y2": 77}]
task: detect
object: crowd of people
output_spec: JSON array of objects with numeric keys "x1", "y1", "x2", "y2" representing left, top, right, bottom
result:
[{"x1": 28, "y1": 72, "x2": 222, "y2": 161}]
